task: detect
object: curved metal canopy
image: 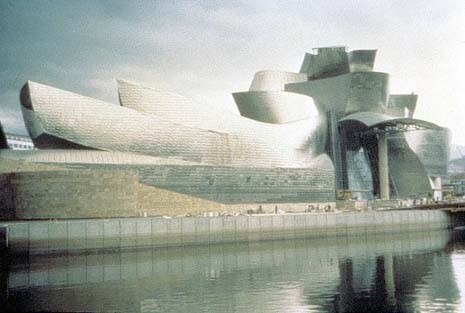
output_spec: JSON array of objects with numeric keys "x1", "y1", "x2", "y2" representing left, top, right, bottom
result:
[{"x1": 339, "y1": 112, "x2": 440, "y2": 133}]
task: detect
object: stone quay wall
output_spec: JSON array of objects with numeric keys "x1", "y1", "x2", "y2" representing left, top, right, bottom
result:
[{"x1": 0, "y1": 210, "x2": 451, "y2": 255}]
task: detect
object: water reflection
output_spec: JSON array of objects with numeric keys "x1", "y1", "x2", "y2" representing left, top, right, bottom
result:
[{"x1": 2, "y1": 229, "x2": 465, "y2": 312}]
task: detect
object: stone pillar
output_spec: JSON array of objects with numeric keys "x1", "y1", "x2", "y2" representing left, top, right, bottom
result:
[
  {"x1": 378, "y1": 132, "x2": 389, "y2": 200},
  {"x1": 431, "y1": 176, "x2": 442, "y2": 201}
]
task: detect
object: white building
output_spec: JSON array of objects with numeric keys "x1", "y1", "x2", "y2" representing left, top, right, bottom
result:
[{"x1": 5, "y1": 133, "x2": 35, "y2": 150}]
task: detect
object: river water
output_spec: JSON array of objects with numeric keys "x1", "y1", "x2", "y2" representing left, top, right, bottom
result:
[{"x1": 1, "y1": 228, "x2": 465, "y2": 312}]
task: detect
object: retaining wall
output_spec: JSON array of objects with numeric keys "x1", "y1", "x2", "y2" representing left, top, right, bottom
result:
[
  {"x1": 0, "y1": 170, "x2": 139, "y2": 219},
  {"x1": 0, "y1": 210, "x2": 451, "y2": 255}
]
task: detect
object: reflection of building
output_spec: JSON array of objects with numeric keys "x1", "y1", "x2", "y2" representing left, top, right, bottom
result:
[
  {"x1": 0, "y1": 46, "x2": 451, "y2": 218},
  {"x1": 3, "y1": 230, "x2": 461, "y2": 312}
]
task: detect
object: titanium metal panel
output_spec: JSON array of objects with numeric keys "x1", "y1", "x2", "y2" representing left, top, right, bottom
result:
[
  {"x1": 339, "y1": 112, "x2": 440, "y2": 130},
  {"x1": 285, "y1": 73, "x2": 352, "y2": 113},
  {"x1": 405, "y1": 128, "x2": 451, "y2": 176},
  {"x1": 118, "y1": 80, "x2": 325, "y2": 158},
  {"x1": 348, "y1": 50, "x2": 377, "y2": 72},
  {"x1": 21, "y1": 81, "x2": 328, "y2": 168},
  {"x1": 344, "y1": 72, "x2": 389, "y2": 114},
  {"x1": 248, "y1": 70, "x2": 307, "y2": 91},
  {"x1": 299, "y1": 47, "x2": 350, "y2": 79},
  {"x1": 232, "y1": 91, "x2": 317, "y2": 124},
  {"x1": 285, "y1": 72, "x2": 389, "y2": 115},
  {"x1": 117, "y1": 79, "x2": 230, "y2": 131},
  {"x1": 387, "y1": 134, "x2": 432, "y2": 198},
  {"x1": 9, "y1": 46, "x2": 451, "y2": 203},
  {"x1": 117, "y1": 80, "x2": 327, "y2": 150},
  {"x1": 387, "y1": 94, "x2": 418, "y2": 118}
]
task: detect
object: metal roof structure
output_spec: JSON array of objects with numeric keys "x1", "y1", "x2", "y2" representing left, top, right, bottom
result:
[{"x1": 339, "y1": 112, "x2": 441, "y2": 134}]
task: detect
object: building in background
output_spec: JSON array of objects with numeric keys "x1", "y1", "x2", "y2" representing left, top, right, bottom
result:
[{"x1": 5, "y1": 133, "x2": 34, "y2": 150}]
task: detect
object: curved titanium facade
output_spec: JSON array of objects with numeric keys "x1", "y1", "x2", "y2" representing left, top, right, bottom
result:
[
  {"x1": 284, "y1": 71, "x2": 389, "y2": 115},
  {"x1": 348, "y1": 50, "x2": 377, "y2": 72},
  {"x1": 232, "y1": 91, "x2": 317, "y2": 124},
  {"x1": 387, "y1": 94, "x2": 418, "y2": 118},
  {"x1": 117, "y1": 79, "x2": 230, "y2": 131},
  {"x1": 249, "y1": 71, "x2": 307, "y2": 91},
  {"x1": 405, "y1": 129, "x2": 451, "y2": 176},
  {"x1": 345, "y1": 72, "x2": 389, "y2": 114},
  {"x1": 118, "y1": 79, "x2": 328, "y2": 160},
  {"x1": 1, "y1": 45, "x2": 450, "y2": 206},
  {"x1": 299, "y1": 47, "x2": 350, "y2": 79},
  {"x1": 387, "y1": 134, "x2": 432, "y2": 198},
  {"x1": 234, "y1": 70, "x2": 318, "y2": 124},
  {"x1": 21, "y1": 81, "x2": 327, "y2": 168},
  {"x1": 339, "y1": 113, "x2": 448, "y2": 195},
  {"x1": 338, "y1": 113, "x2": 443, "y2": 199},
  {"x1": 287, "y1": 46, "x2": 449, "y2": 199}
]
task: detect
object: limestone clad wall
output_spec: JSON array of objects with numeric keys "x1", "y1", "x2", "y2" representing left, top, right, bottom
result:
[
  {"x1": 2, "y1": 170, "x2": 138, "y2": 219},
  {"x1": 134, "y1": 164, "x2": 335, "y2": 203},
  {"x1": 0, "y1": 158, "x2": 331, "y2": 219},
  {"x1": 0, "y1": 164, "x2": 334, "y2": 219},
  {"x1": 0, "y1": 153, "x2": 336, "y2": 219},
  {"x1": 0, "y1": 168, "x2": 229, "y2": 220},
  {"x1": 50, "y1": 159, "x2": 336, "y2": 204}
]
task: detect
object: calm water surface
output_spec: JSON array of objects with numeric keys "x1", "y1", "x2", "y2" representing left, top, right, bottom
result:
[{"x1": 1, "y1": 229, "x2": 465, "y2": 312}]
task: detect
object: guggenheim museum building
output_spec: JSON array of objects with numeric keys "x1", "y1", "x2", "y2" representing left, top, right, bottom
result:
[{"x1": 0, "y1": 46, "x2": 450, "y2": 217}]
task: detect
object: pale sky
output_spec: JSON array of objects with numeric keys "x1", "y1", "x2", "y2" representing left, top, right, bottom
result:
[{"x1": 1, "y1": 0, "x2": 464, "y2": 143}]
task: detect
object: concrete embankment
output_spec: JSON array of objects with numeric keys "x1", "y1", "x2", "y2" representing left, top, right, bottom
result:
[{"x1": 0, "y1": 210, "x2": 453, "y2": 255}]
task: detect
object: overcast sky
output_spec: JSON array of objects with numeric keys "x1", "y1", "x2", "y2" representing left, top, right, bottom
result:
[{"x1": 1, "y1": 0, "x2": 464, "y2": 143}]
